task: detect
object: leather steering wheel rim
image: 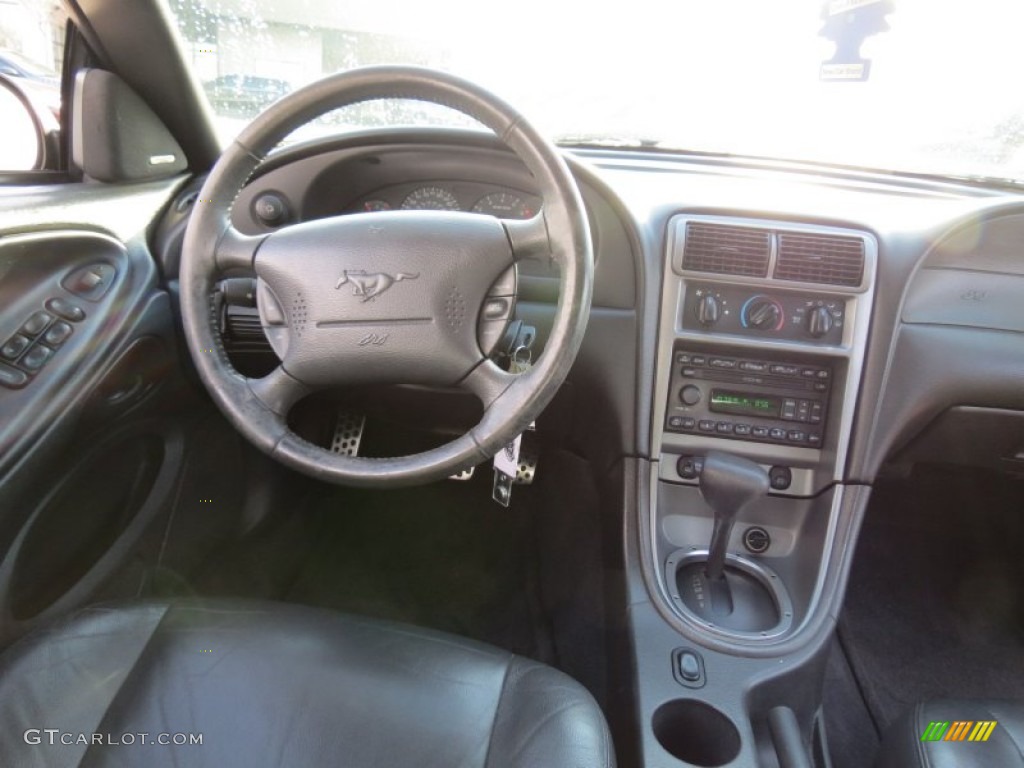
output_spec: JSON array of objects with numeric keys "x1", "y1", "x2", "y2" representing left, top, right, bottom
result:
[{"x1": 180, "y1": 66, "x2": 593, "y2": 487}]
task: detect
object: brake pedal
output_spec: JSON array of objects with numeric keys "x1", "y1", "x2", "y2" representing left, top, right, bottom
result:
[{"x1": 330, "y1": 412, "x2": 365, "y2": 456}]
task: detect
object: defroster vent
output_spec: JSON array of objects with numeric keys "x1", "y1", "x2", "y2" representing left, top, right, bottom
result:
[
  {"x1": 775, "y1": 232, "x2": 865, "y2": 287},
  {"x1": 682, "y1": 222, "x2": 771, "y2": 278}
]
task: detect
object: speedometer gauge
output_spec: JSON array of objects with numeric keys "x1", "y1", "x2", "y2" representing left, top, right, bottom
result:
[
  {"x1": 472, "y1": 192, "x2": 533, "y2": 219},
  {"x1": 401, "y1": 186, "x2": 460, "y2": 211}
]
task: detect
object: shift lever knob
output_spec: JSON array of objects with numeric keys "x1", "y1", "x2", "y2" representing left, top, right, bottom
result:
[{"x1": 700, "y1": 452, "x2": 769, "y2": 582}]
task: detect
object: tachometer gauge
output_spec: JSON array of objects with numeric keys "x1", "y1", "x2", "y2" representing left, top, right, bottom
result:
[
  {"x1": 361, "y1": 199, "x2": 391, "y2": 212},
  {"x1": 471, "y1": 192, "x2": 533, "y2": 219},
  {"x1": 401, "y1": 186, "x2": 460, "y2": 211}
]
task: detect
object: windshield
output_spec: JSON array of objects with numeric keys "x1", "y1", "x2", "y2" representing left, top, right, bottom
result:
[{"x1": 169, "y1": 0, "x2": 1024, "y2": 183}]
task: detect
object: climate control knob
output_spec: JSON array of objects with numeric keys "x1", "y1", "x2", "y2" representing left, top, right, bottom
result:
[
  {"x1": 806, "y1": 306, "x2": 834, "y2": 338},
  {"x1": 694, "y1": 294, "x2": 721, "y2": 327},
  {"x1": 742, "y1": 296, "x2": 784, "y2": 331}
]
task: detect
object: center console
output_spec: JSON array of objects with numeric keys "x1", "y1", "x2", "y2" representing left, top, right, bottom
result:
[{"x1": 630, "y1": 214, "x2": 877, "y2": 767}]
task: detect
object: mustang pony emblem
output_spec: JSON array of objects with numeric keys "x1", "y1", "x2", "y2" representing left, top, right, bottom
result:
[{"x1": 335, "y1": 270, "x2": 419, "y2": 302}]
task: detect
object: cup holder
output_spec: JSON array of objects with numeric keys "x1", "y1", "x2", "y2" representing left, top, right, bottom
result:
[{"x1": 652, "y1": 699, "x2": 741, "y2": 767}]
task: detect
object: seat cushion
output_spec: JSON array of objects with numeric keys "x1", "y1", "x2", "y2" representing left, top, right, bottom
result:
[
  {"x1": 875, "y1": 699, "x2": 1024, "y2": 768},
  {"x1": 0, "y1": 600, "x2": 614, "y2": 768}
]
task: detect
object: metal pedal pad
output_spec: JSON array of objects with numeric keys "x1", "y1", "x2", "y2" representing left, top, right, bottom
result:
[
  {"x1": 513, "y1": 441, "x2": 538, "y2": 485},
  {"x1": 449, "y1": 467, "x2": 475, "y2": 481},
  {"x1": 330, "y1": 412, "x2": 365, "y2": 456}
]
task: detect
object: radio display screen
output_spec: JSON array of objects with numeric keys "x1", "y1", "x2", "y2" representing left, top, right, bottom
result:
[{"x1": 709, "y1": 389, "x2": 781, "y2": 418}]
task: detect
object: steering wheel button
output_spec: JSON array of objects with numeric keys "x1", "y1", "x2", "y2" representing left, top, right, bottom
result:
[
  {"x1": 1, "y1": 334, "x2": 30, "y2": 360},
  {"x1": 0, "y1": 362, "x2": 29, "y2": 389},
  {"x1": 22, "y1": 311, "x2": 53, "y2": 336},
  {"x1": 45, "y1": 298, "x2": 86, "y2": 322},
  {"x1": 44, "y1": 322, "x2": 73, "y2": 347},
  {"x1": 483, "y1": 298, "x2": 510, "y2": 319},
  {"x1": 19, "y1": 344, "x2": 53, "y2": 372}
]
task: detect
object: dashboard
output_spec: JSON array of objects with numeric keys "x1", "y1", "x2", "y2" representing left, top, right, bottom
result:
[
  {"x1": 211, "y1": 131, "x2": 1024, "y2": 486},
  {"x1": 349, "y1": 181, "x2": 540, "y2": 219}
]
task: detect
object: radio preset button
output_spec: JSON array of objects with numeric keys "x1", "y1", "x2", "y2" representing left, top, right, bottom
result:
[
  {"x1": 769, "y1": 428, "x2": 787, "y2": 440},
  {"x1": 716, "y1": 422, "x2": 734, "y2": 434},
  {"x1": 709, "y1": 357, "x2": 737, "y2": 369},
  {"x1": 698, "y1": 420, "x2": 716, "y2": 432},
  {"x1": 739, "y1": 361, "x2": 767, "y2": 372},
  {"x1": 692, "y1": 355, "x2": 707, "y2": 366},
  {"x1": 808, "y1": 433, "x2": 823, "y2": 447},
  {"x1": 788, "y1": 430, "x2": 807, "y2": 443},
  {"x1": 770, "y1": 364, "x2": 800, "y2": 376},
  {"x1": 734, "y1": 424, "x2": 752, "y2": 436}
]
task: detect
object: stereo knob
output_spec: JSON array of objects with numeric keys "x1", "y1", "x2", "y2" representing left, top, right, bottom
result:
[
  {"x1": 694, "y1": 294, "x2": 721, "y2": 327},
  {"x1": 679, "y1": 385, "x2": 702, "y2": 406},
  {"x1": 744, "y1": 297, "x2": 783, "y2": 331},
  {"x1": 806, "y1": 306, "x2": 834, "y2": 338}
]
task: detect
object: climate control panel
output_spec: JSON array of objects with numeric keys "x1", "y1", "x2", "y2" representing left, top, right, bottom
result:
[{"x1": 682, "y1": 283, "x2": 846, "y2": 345}]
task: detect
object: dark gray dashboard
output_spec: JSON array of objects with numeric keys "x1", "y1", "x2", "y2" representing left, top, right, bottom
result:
[{"x1": 178, "y1": 130, "x2": 1024, "y2": 478}]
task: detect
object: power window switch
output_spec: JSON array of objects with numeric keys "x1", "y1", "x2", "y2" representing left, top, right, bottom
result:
[
  {"x1": 1, "y1": 334, "x2": 30, "y2": 360},
  {"x1": 43, "y1": 322, "x2": 73, "y2": 347},
  {"x1": 22, "y1": 311, "x2": 53, "y2": 336},
  {"x1": 19, "y1": 344, "x2": 53, "y2": 372}
]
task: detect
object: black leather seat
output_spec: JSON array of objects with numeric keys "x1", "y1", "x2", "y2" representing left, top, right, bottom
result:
[
  {"x1": 0, "y1": 600, "x2": 615, "y2": 767},
  {"x1": 876, "y1": 699, "x2": 1024, "y2": 767}
]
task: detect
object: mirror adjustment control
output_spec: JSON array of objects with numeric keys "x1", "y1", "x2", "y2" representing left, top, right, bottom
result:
[{"x1": 62, "y1": 263, "x2": 117, "y2": 301}]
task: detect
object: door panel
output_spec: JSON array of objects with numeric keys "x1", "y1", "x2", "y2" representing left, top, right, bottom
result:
[{"x1": 0, "y1": 178, "x2": 192, "y2": 640}]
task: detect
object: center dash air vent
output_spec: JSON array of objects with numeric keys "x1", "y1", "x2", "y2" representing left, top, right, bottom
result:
[
  {"x1": 682, "y1": 222, "x2": 771, "y2": 277},
  {"x1": 775, "y1": 232, "x2": 865, "y2": 287}
]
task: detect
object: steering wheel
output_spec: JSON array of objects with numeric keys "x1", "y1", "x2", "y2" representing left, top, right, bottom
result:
[{"x1": 180, "y1": 66, "x2": 593, "y2": 487}]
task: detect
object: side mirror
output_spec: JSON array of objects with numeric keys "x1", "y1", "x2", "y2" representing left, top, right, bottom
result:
[{"x1": 0, "y1": 74, "x2": 60, "y2": 171}]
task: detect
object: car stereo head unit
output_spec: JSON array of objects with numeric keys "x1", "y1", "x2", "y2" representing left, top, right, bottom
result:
[{"x1": 664, "y1": 349, "x2": 832, "y2": 448}]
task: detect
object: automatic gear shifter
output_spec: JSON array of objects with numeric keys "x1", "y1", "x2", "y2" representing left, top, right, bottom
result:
[
  {"x1": 702, "y1": 452, "x2": 770, "y2": 582},
  {"x1": 676, "y1": 452, "x2": 781, "y2": 632}
]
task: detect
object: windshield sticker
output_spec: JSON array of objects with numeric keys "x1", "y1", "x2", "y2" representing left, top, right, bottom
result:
[{"x1": 819, "y1": 0, "x2": 894, "y2": 82}]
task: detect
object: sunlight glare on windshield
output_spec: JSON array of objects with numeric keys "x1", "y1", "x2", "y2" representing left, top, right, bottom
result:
[{"x1": 169, "y1": 0, "x2": 1024, "y2": 182}]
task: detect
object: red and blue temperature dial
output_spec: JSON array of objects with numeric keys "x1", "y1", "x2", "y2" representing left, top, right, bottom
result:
[{"x1": 740, "y1": 295, "x2": 785, "y2": 331}]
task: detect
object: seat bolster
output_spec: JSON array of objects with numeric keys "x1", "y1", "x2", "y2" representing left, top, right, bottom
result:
[
  {"x1": 487, "y1": 656, "x2": 614, "y2": 768},
  {"x1": 0, "y1": 603, "x2": 171, "y2": 768},
  {"x1": 875, "y1": 699, "x2": 1024, "y2": 768}
]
